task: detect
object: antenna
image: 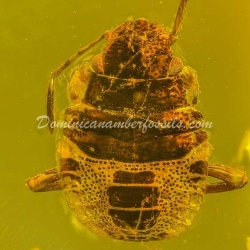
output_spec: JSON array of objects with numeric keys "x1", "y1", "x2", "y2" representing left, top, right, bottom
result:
[
  {"x1": 47, "y1": 34, "x2": 105, "y2": 134},
  {"x1": 170, "y1": 0, "x2": 188, "y2": 45}
]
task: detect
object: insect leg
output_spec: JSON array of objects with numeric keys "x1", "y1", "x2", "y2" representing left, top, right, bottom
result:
[
  {"x1": 170, "y1": 0, "x2": 188, "y2": 45},
  {"x1": 205, "y1": 164, "x2": 248, "y2": 194},
  {"x1": 26, "y1": 168, "x2": 61, "y2": 192},
  {"x1": 47, "y1": 33, "x2": 106, "y2": 134}
]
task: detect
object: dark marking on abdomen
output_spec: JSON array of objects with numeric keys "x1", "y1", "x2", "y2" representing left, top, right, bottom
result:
[
  {"x1": 113, "y1": 171, "x2": 155, "y2": 184},
  {"x1": 108, "y1": 209, "x2": 160, "y2": 230},
  {"x1": 107, "y1": 184, "x2": 160, "y2": 231},
  {"x1": 63, "y1": 128, "x2": 208, "y2": 162},
  {"x1": 107, "y1": 186, "x2": 159, "y2": 208},
  {"x1": 60, "y1": 158, "x2": 79, "y2": 171},
  {"x1": 60, "y1": 158, "x2": 81, "y2": 183}
]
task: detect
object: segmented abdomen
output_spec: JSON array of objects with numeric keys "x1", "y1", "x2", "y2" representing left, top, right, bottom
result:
[{"x1": 59, "y1": 59, "x2": 210, "y2": 240}]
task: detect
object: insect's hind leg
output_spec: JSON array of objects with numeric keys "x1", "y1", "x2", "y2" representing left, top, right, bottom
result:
[
  {"x1": 26, "y1": 168, "x2": 61, "y2": 192},
  {"x1": 205, "y1": 164, "x2": 248, "y2": 194}
]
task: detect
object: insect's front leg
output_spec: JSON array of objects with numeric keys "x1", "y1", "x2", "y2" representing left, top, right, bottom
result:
[
  {"x1": 205, "y1": 164, "x2": 248, "y2": 194},
  {"x1": 26, "y1": 168, "x2": 62, "y2": 192},
  {"x1": 47, "y1": 33, "x2": 106, "y2": 134}
]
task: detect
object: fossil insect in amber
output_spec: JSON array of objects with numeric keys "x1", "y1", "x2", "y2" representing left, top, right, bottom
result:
[{"x1": 27, "y1": 0, "x2": 248, "y2": 241}]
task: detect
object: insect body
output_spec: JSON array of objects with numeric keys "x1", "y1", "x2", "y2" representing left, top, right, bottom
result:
[{"x1": 27, "y1": 0, "x2": 248, "y2": 241}]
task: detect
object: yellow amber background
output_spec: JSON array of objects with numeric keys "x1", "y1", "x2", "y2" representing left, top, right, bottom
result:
[{"x1": 0, "y1": 0, "x2": 249, "y2": 249}]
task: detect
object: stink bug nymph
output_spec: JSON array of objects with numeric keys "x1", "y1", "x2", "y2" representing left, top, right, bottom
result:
[{"x1": 27, "y1": 0, "x2": 248, "y2": 241}]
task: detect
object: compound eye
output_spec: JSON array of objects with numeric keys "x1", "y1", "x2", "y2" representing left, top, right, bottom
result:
[
  {"x1": 134, "y1": 18, "x2": 149, "y2": 31},
  {"x1": 91, "y1": 54, "x2": 104, "y2": 74},
  {"x1": 168, "y1": 57, "x2": 183, "y2": 76}
]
